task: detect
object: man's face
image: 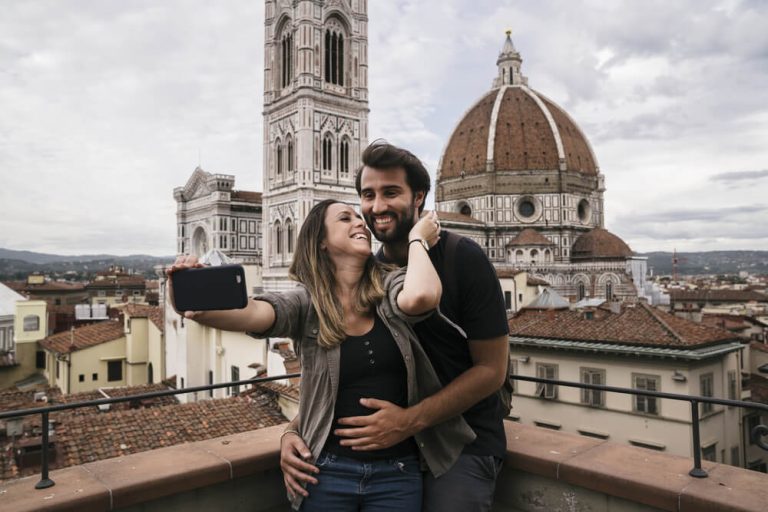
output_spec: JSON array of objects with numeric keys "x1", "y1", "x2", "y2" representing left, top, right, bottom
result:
[{"x1": 359, "y1": 166, "x2": 424, "y2": 243}]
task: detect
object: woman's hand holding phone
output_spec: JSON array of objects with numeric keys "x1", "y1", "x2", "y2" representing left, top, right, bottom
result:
[{"x1": 166, "y1": 255, "x2": 205, "y2": 319}]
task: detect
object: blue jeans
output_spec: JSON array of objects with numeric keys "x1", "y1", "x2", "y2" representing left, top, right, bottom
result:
[
  {"x1": 300, "y1": 452, "x2": 422, "y2": 512},
  {"x1": 423, "y1": 454, "x2": 503, "y2": 512}
]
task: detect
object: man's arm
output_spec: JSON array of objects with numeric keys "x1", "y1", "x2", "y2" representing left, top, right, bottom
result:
[{"x1": 335, "y1": 336, "x2": 508, "y2": 450}]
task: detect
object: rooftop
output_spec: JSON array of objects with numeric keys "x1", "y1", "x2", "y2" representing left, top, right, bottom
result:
[
  {"x1": 509, "y1": 301, "x2": 736, "y2": 347},
  {"x1": 121, "y1": 303, "x2": 164, "y2": 332},
  {"x1": 670, "y1": 289, "x2": 768, "y2": 302},
  {"x1": 231, "y1": 190, "x2": 262, "y2": 203},
  {"x1": 38, "y1": 320, "x2": 124, "y2": 354}
]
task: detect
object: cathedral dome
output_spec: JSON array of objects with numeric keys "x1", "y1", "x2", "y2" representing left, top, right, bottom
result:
[
  {"x1": 571, "y1": 228, "x2": 633, "y2": 261},
  {"x1": 438, "y1": 34, "x2": 598, "y2": 181}
]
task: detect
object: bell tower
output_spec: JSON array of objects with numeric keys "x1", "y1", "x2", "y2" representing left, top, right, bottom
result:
[{"x1": 262, "y1": 0, "x2": 369, "y2": 291}]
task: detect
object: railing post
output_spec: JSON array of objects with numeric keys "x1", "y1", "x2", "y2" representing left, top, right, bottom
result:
[
  {"x1": 35, "y1": 411, "x2": 55, "y2": 489},
  {"x1": 689, "y1": 400, "x2": 707, "y2": 478}
]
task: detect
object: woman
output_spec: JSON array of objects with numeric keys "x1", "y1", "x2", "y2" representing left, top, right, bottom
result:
[{"x1": 168, "y1": 199, "x2": 474, "y2": 511}]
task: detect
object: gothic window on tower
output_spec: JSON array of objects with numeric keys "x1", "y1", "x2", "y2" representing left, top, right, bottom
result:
[
  {"x1": 274, "y1": 220, "x2": 283, "y2": 255},
  {"x1": 286, "y1": 135, "x2": 294, "y2": 174},
  {"x1": 339, "y1": 137, "x2": 350, "y2": 174},
  {"x1": 281, "y1": 30, "x2": 293, "y2": 89},
  {"x1": 276, "y1": 138, "x2": 283, "y2": 176},
  {"x1": 286, "y1": 219, "x2": 294, "y2": 253},
  {"x1": 324, "y1": 25, "x2": 345, "y2": 86},
  {"x1": 322, "y1": 133, "x2": 333, "y2": 171}
]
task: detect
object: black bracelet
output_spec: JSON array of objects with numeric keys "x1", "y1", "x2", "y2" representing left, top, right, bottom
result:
[{"x1": 409, "y1": 239, "x2": 427, "y2": 250}]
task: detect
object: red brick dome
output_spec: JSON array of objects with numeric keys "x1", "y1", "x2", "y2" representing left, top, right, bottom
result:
[
  {"x1": 439, "y1": 86, "x2": 598, "y2": 180},
  {"x1": 571, "y1": 228, "x2": 633, "y2": 260}
]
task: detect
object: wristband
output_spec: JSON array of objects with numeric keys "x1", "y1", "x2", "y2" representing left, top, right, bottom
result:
[
  {"x1": 409, "y1": 238, "x2": 430, "y2": 252},
  {"x1": 280, "y1": 429, "x2": 301, "y2": 442}
]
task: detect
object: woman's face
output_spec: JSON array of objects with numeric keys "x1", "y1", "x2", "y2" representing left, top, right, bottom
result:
[{"x1": 322, "y1": 203, "x2": 372, "y2": 261}]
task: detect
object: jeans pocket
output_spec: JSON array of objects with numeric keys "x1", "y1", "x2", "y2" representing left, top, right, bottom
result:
[{"x1": 475, "y1": 455, "x2": 500, "y2": 481}]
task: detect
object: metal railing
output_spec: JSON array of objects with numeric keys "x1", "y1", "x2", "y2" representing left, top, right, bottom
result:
[
  {"x1": 1, "y1": 372, "x2": 767, "y2": 489},
  {"x1": 0, "y1": 373, "x2": 300, "y2": 490},
  {"x1": 509, "y1": 374, "x2": 768, "y2": 477}
]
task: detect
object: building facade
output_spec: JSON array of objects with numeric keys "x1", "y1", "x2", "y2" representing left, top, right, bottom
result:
[
  {"x1": 508, "y1": 303, "x2": 746, "y2": 466},
  {"x1": 174, "y1": 167, "x2": 264, "y2": 267},
  {"x1": 435, "y1": 33, "x2": 666, "y2": 306},
  {"x1": 261, "y1": 0, "x2": 369, "y2": 291}
]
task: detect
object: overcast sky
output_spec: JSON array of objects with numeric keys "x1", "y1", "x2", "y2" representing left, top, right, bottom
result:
[{"x1": 1, "y1": 0, "x2": 767, "y2": 256}]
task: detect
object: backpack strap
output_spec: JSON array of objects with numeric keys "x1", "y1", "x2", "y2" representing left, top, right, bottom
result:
[
  {"x1": 442, "y1": 230, "x2": 514, "y2": 409},
  {"x1": 442, "y1": 231, "x2": 461, "y2": 310}
]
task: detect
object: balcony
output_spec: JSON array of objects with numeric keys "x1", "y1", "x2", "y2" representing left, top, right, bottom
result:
[{"x1": 2, "y1": 420, "x2": 766, "y2": 512}]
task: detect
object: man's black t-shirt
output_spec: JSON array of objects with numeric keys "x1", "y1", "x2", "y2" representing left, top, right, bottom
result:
[{"x1": 376, "y1": 231, "x2": 509, "y2": 459}]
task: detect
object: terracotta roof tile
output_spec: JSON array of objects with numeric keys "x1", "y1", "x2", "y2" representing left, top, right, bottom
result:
[
  {"x1": 86, "y1": 276, "x2": 145, "y2": 290},
  {"x1": 496, "y1": 268, "x2": 524, "y2": 279},
  {"x1": 509, "y1": 302, "x2": 736, "y2": 348},
  {"x1": 440, "y1": 87, "x2": 598, "y2": 180},
  {"x1": 0, "y1": 387, "x2": 63, "y2": 415},
  {"x1": 53, "y1": 394, "x2": 286, "y2": 468},
  {"x1": 122, "y1": 304, "x2": 164, "y2": 332},
  {"x1": 669, "y1": 290, "x2": 768, "y2": 302},
  {"x1": 39, "y1": 320, "x2": 124, "y2": 354},
  {"x1": 231, "y1": 190, "x2": 262, "y2": 203},
  {"x1": 507, "y1": 228, "x2": 554, "y2": 247},
  {"x1": 249, "y1": 381, "x2": 300, "y2": 402},
  {"x1": 571, "y1": 228, "x2": 632, "y2": 260},
  {"x1": 58, "y1": 383, "x2": 179, "y2": 415}
]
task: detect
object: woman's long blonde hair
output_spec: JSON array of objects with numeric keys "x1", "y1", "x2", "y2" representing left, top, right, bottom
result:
[{"x1": 289, "y1": 199, "x2": 386, "y2": 348}]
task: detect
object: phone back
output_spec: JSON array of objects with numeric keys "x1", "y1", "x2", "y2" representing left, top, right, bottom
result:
[{"x1": 171, "y1": 265, "x2": 248, "y2": 312}]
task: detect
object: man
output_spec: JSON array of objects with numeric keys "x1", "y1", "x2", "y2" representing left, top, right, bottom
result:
[{"x1": 280, "y1": 141, "x2": 509, "y2": 511}]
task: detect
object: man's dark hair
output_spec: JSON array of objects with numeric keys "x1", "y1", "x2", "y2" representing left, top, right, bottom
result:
[{"x1": 354, "y1": 140, "x2": 431, "y2": 212}]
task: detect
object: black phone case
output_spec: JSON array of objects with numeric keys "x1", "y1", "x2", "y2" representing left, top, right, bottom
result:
[{"x1": 171, "y1": 265, "x2": 249, "y2": 312}]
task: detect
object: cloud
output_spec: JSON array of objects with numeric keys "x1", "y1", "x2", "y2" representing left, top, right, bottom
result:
[
  {"x1": 1, "y1": 0, "x2": 767, "y2": 254},
  {"x1": 710, "y1": 169, "x2": 768, "y2": 182}
]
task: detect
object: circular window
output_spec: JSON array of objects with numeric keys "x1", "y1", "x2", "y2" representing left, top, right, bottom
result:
[
  {"x1": 577, "y1": 199, "x2": 592, "y2": 223},
  {"x1": 517, "y1": 198, "x2": 536, "y2": 219}
]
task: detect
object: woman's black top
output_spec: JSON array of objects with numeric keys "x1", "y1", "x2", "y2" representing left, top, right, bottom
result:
[{"x1": 323, "y1": 313, "x2": 418, "y2": 460}]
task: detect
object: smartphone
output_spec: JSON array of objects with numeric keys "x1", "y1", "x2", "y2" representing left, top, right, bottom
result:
[{"x1": 171, "y1": 265, "x2": 249, "y2": 312}]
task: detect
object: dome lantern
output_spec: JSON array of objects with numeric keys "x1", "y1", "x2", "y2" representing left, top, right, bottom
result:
[{"x1": 494, "y1": 30, "x2": 527, "y2": 88}]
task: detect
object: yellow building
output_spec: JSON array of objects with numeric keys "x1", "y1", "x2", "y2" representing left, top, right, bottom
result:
[
  {"x1": 39, "y1": 305, "x2": 163, "y2": 394},
  {"x1": 0, "y1": 299, "x2": 47, "y2": 390}
]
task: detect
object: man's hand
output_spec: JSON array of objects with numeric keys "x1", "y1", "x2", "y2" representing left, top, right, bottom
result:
[
  {"x1": 335, "y1": 398, "x2": 421, "y2": 451},
  {"x1": 280, "y1": 433, "x2": 318, "y2": 499}
]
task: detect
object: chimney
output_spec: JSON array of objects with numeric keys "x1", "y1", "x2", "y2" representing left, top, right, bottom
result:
[{"x1": 609, "y1": 300, "x2": 622, "y2": 315}]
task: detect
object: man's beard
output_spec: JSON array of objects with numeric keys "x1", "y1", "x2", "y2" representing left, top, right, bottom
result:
[{"x1": 364, "y1": 203, "x2": 417, "y2": 244}]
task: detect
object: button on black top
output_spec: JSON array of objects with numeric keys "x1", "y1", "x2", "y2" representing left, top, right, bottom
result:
[{"x1": 324, "y1": 314, "x2": 416, "y2": 460}]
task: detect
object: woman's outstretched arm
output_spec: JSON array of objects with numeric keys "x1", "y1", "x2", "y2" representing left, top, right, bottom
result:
[
  {"x1": 166, "y1": 255, "x2": 275, "y2": 333},
  {"x1": 397, "y1": 210, "x2": 442, "y2": 315}
]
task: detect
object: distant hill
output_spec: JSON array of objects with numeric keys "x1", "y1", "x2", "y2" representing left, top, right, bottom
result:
[
  {"x1": 637, "y1": 251, "x2": 768, "y2": 276},
  {"x1": 0, "y1": 248, "x2": 174, "y2": 280},
  {"x1": 0, "y1": 248, "x2": 170, "y2": 265}
]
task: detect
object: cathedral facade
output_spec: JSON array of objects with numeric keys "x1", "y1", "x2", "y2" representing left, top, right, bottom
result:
[{"x1": 436, "y1": 33, "x2": 666, "y2": 305}]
